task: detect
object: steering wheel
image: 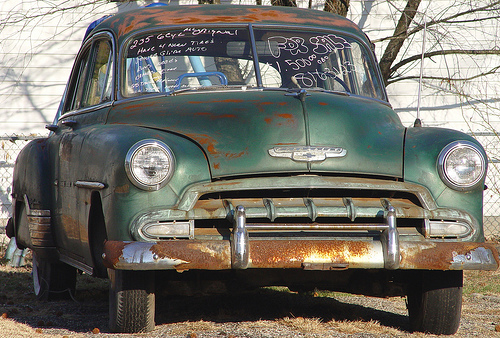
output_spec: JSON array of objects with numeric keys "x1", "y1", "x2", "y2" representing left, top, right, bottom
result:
[
  {"x1": 323, "y1": 73, "x2": 350, "y2": 93},
  {"x1": 174, "y1": 72, "x2": 228, "y2": 90}
]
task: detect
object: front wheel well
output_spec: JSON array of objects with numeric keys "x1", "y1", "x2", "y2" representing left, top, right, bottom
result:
[{"x1": 88, "y1": 192, "x2": 108, "y2": 278}]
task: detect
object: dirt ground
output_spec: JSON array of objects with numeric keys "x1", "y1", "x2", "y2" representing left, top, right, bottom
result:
[{"x1": 1, "y1": 256, "x2": 500, "y2": 338}]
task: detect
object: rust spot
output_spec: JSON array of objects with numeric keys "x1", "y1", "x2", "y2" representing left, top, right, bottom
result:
[
  {"x1": 213, "y1": 163, "x2": 220, "y2": 169},
  {"x1": 275, "y1": 142, "x2": 299, "y2": 146},
  {"x1": 61, "y1": 214, "x2": 80, "y2": 240},
  {"x1": 189, "y1": 99, "x2": 244, "y2": 104},
  {"x1": 150, "y1": 240, "x2": 231, "y2": 270},
  {"x1": 186, "y1": 133, "x2": 218, "y2": 156},
  {"x1": 249, "y1": 240, "x2": 370, "y2": 268},
  {"x1": 102, "y1": 241, "x2": 127, "y2": 268},
  {"x1": 185, "y1": 133, "x2": 247, "y2": 161},
  {"x1": 114, "y1": 184, "x2": 130, "y2": 194},
  {"x1": 225, "y1": 150, "x2": 247, "y2": 159},
  {"x1": 194, "y1": 112, "x2": 237, "y2": 119},
  {"x1": 265, "y1": 113, "x2": 297, "y2": 127},
  {"x1": 109, "y1": 6, "x2": 360, "y2": 40},
  {"x1": 318, "y1": 102, "x2": 328, "y2": 106},
  {"x1": 121, "y1": 101, "x2": 159, "y2": 113},
  {"x1": 400, "y1": 242, "x2": 500, "y2": 270}
]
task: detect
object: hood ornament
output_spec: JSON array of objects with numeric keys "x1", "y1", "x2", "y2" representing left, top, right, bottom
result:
[{"x1": 268, "y1": 145, "x2": 347, "y2": 162}]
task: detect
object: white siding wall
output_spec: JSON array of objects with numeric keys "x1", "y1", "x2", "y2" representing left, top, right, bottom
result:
[
  {"x1": 2, "y1": 0, "x2": 498, "y2": 135},
  {"x1": 1, "y1": 1, "x2": 137, "y2": 134},
  {"x1": 1, "y1": 0, "x2": 500, "y2": 231},
  {"x1": 349, "y1": 1, "x2": 500, "y2": 132}
]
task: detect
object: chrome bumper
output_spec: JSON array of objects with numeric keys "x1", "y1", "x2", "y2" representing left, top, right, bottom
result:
[{"x1": 103, "y1": 205, "x2": 499, "y2": 272}]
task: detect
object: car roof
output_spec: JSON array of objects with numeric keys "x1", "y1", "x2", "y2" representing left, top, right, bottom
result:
[{"x1": 91, "y1": 5, "x2": 369, "y2": 46}]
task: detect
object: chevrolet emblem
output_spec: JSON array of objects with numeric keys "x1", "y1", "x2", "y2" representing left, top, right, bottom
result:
[{"x1": 268, "y1": 146, "x2": 347, "y2": 162}]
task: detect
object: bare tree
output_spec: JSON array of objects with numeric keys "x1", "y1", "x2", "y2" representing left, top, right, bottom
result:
[
  {"x1": 377, "y1": 1, "x2": 500, "y2": 87},
  {"x1": 270, "y1": 0, "x2": 349, "y2": 16}
]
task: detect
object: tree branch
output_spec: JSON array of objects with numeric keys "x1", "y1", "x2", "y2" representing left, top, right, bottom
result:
[
  {"x1": 378, "y1": 0, "x2": 422, "y2": 85},
  {"x1": 390, "y1": 49, "x2": 500, "y2": 75},
  {"x1": 0, "y1": 0, "x2": 108, "y2": 26},
  {"x1": 388, "y1": 65, "x2": 500, "y2": 85},
  {"x1": 372, "y1": 1, "x2": 500, "y2": 44}
]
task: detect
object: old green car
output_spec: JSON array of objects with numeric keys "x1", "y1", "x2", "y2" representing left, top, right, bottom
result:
[{"x1": 9, "y1": 4, "x2": 498, "y2": 334}]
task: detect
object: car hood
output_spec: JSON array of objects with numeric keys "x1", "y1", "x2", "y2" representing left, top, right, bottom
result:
[{"x1": 108, "y1": 91, "x2": 405, "y2": 179}]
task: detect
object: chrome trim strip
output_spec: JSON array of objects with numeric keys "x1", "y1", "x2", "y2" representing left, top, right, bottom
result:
[
  {"x1": 60, "y1": 254, "x2": 93, "y2": 275},
  {"x1": 75, "y1": 181, "x2": 106, "y2": 190},
  {"x1": 23, "y1": 195, "x2": 53, "y2": 247}
]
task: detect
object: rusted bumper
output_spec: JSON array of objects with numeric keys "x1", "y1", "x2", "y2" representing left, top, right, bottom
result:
[{"x1": 102, "y1": 239, "x2": 499, "y2": 271}]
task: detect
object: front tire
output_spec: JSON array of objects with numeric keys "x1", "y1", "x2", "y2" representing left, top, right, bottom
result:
[
  {"x1": 407, "y1": 270, "x2": 463, "y2": 335},
  {"x1": 32, "y1": 251, "x2": 77, "y2": 301},
  {"x1": 109, "y1": 269, "x2": 155, "y2": 333}
]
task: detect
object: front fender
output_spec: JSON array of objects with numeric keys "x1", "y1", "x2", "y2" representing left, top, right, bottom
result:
[
  {"x1": 404, "y1": 127, "x2": 486, "y2": 241},
  {"x1": 77, "y1": 125, "x2": 212, "y2": 241}
]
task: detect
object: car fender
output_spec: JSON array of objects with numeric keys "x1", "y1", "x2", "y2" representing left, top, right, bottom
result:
[
  {"x1": 73, "y1": 124, "x2": 212, "y2": 242},
  {"x1": 404, "y1": 127, "x2": 486, "y2": 241},
  {"x1": 12, "y1": 138, "x2": 53, "y2": 248}
]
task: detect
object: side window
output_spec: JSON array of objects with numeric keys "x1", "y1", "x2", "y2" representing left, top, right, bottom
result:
[
  {"x1": 65, "y1": 38, "x2": 113, "y2": 112},
  {"x1": 67, "y1": 48, "x2": 91, "y2": 111},
  {"x1": 82, "y1": 40, "x2": 113, "y2": 107}
]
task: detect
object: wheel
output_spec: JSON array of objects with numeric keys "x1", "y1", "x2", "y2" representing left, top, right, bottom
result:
[
  {"x1": 32, "y1": 251, "x2": 77, "y2": 301},
  {"x1": 407, "y1": 270, "x2": 463, "y2": 335},
  {"x1": 109, "y1": 269, "x2": 155, "y2": 333}
]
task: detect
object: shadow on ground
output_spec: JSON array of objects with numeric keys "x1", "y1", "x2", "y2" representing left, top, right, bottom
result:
[
  {"x1": 0, "y1": 267, "x2": 409, "y2": 334},
  {"x1": 155, "y1": 287, "x2": 409, "y2": 332}
]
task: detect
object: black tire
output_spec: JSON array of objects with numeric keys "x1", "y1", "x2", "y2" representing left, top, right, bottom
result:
[
  {"x1": 109, "y1": 269, "x2": 155, "y2": 333},
  {"x1": 407, "y1": 270, "x2": 463, "y2": 335},
  {"x1": 32, "y1": 251, "x2": 77, "y2": 301}
]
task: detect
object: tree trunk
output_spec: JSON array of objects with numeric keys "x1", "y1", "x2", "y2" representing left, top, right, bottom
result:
[
  {"x1": 271, "y1": 0, "x2": 297, "y2": 6},
  {"x1": 324, "y1": 0, "x2": 350, "y2": 17},
  {"x1": 379, "y1": 0, "x2": 422, "y2": 85}
]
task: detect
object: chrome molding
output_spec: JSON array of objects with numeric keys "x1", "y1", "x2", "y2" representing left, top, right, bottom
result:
[
  {"x1": 75, "y1": 181, "x2": 106, "y2": 190},
  {"x1": 268, "y1": 145, "x2": 347, "y2": 162}
]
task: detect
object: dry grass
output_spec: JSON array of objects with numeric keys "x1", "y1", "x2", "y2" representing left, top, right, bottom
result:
[
  {"x1": 1, "y1": 236, "x2": 500, "y2": 337},
  {"x1": 278, "y1": 316, "x2": 327, "y2": 334},
  {"x1": 464, "y1": 268, "x2": 500, "y2": 295}
]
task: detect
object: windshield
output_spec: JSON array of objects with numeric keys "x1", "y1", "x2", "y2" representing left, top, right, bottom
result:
[{"x1": 123, "y1": 26, "x2": 385, "y2": 100}]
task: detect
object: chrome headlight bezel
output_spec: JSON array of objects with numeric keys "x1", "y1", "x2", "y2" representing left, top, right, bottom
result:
[
  {"x1": 437, "y1": 140, "x2": 486, "y2": 191},
  {"x1": 125, "y1": 139, "x2": 175, "y2": 191}
]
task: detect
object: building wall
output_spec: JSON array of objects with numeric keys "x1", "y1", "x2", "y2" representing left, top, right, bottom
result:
[
  {"x1": 2, "y1": 0, "x2": 498, "y2": 135},
  {"x1": 348, "y1": 1, "x2": 500, "y2": 133},
  {"x1": 1, "y1": 0, "x2": 500, "y2": 229}
]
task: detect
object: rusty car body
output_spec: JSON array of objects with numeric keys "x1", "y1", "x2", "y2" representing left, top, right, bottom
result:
[{"x1": 9, "y1": 4, "x2": 498, "y2": 334}]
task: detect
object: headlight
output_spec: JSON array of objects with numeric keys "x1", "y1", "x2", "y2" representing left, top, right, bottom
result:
[
  {"x1": 125, "y1": 139, "x2": 175, "y2": 191},
  {"x1": 438, "y1": 140, "x2": 486, "y2": 191}
]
